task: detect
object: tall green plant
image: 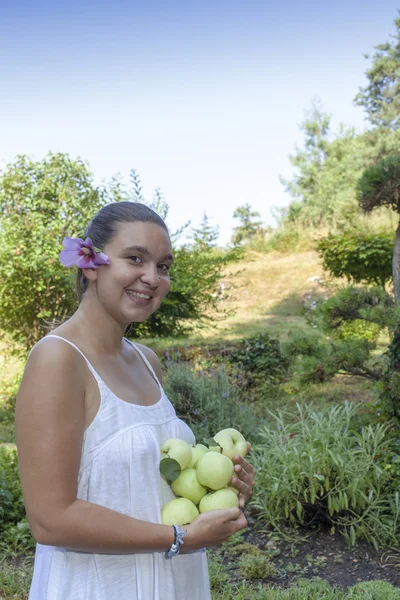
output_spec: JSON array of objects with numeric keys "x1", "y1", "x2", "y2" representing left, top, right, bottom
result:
[
  {"x1": 251, "y1": 403, "x2": 400, "y2": 549},
  {"x1": 0, "y1": 153, "x2": 105, "y2": 349}
]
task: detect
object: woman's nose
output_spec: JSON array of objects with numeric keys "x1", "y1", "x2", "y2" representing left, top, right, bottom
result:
[{"x1": 140, "y1": 265, "x2": 159, "y2": 287}]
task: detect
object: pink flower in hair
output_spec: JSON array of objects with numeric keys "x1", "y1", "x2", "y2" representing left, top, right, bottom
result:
[{"x1": 60, "y1": 237, "x2": 110, "y2": 269}]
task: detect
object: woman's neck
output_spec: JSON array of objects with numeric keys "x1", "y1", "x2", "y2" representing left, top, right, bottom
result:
[{"x1": 66, "y1": 300, "x2": 128, "y2": 356}]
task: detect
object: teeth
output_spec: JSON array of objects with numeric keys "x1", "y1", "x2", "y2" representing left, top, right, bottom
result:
[{"x1": 126, "y1": 291, "x2": 151, "y2": 300}]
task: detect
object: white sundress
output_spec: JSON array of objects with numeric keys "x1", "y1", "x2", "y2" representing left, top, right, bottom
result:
[{"x1": 27, "y1": 334, "x2": 211, "y2": 600}]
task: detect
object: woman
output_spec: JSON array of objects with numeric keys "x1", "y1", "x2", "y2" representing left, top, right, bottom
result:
[{"x1": 15, "y1": 202, "x2": 256, "y2": 600}]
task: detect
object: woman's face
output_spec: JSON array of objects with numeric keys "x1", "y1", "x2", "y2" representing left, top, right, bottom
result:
[{"x1": 86, "y1": 220, "x2": 173, "y2": 326}]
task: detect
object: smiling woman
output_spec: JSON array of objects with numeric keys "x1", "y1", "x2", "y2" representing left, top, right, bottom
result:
[{"x1": 14, "y1": 201, "x2": 252, "y2": 600}]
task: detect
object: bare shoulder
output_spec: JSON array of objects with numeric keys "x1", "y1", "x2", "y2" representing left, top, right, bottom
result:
[
  {"x1": 134, "y1": 343, "x2": 163, "y2": 384},
  {"x1": 22, "y1": 336, "x2": 87, "y2": 384}
]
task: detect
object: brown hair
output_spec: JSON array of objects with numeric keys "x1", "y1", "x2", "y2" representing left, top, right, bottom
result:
[{"x1": 76, "y1": 202, "x2": 169, "y2": 302}]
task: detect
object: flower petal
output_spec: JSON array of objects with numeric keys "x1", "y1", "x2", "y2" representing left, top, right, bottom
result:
[
  {"x1": 93, "y1": 252, "x2": 110, "y2": 266},
  {"x1": 84, "y1": 259, "x2": 98, "y2": 269},
  {"x1": 60, "y1": 249, "x2": 81, "y2": 267},
  {"x1": 83, "y1": 237, "x2": 95, "y2": 249},
  {"x1": 75, "y1": 255, "x2": 95, "y2": 269},
  {"x1": 62, "y1": 237, "x2": 84, "y2": 251}
]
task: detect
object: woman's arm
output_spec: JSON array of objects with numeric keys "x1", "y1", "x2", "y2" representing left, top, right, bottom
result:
[{"x1": 15, "y1": 339, "x2": 174, "y2": 553}]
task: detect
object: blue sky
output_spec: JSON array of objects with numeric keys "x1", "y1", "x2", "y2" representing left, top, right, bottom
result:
[{"x1": 0, "y1": 0, "x2": 399, "y2": 244}]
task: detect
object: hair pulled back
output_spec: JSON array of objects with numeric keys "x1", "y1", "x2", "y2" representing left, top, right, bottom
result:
[{"x1": 75, "y1": 202, "x2": 168, "y2": 302}]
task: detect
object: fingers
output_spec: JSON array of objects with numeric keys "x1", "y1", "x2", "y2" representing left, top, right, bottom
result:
[{"x1": 232, "y1": 455, "x2": 256, "y2": 479}]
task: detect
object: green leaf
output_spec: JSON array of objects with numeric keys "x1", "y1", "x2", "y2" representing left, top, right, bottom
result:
[
  {"x1": 203, "y1": 437, "x2": 221, "y2": 451},
  {"x1": 159, "y1": 457, "x2": 181, "y2": 482}
]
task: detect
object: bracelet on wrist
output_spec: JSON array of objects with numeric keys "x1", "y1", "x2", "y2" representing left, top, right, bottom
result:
[{"x1": 165, "y1": 525, "x2": 187, "y2": 559}]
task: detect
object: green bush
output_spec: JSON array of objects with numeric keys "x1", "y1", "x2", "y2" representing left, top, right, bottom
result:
[
  {"x1": 163, "y1": 363, "x2": 259, "y2": 443},
  {"x1": 250, "y1": 402, "x2": 400, "y2": 549},
  {"x1": 312, "y1": 286, "x2": 395, "y2": 336},
  {"x1": 0, "y1": 153, "x2": 105, "y2": 350},
  {"x1": 0, "y1": 444, "x2": 35, "y2": 555},
  {"x1": 212, "y1": 577, "x2": 400, "y2": 599},
  {"x1": 227, "y1": 333, "x2": 289, "y2": 387},
  {"x1": 282, "y1": 329, "x2": 380, "y2": 384},
  {"x1": 346, "y1": 580, "x2": 400, "y2": 600},
  {"x1": 317, "y1": 230, "x2": 393, "y2": 288},
  {"x1": 238, "y1": 554, "x2": 277, "y2": 580}
]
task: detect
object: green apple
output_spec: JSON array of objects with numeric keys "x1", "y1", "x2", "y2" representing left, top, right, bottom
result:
[
  {"x1": 161, "y1": 438, "x2": 192, "y2": 470},
  {"x1": 171, "y1": 468, "x2": 208, "y2": 505},
  {"x1": 199, "y1": 488, "x2": 239, "y2": 513},
  {"x1": 161, "y1": 497, "x2": 199, "y2": 526},
  {"x1": 188, "y1": 444, "x2": 208, "y2": 468},
  {"x1": 196, "y1": 451, "x2": 234, "y2": 491},
  {"x1": 227, "y1": 483, "x2": 240, "y2": 496},
  {"x1": 213, "y1": 428, "x2": 248, "y2": 459}
]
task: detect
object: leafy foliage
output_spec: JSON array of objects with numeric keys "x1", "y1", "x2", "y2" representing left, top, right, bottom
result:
[
  {"x1": 313, "y1": 286, "x2": 395, "y2": 334},
  {"x1": 250, "y1": 403, "x2": 400, "y2": 550},
  {"x1": 227, "y1": 333, "x2": 289, "y2": 387},
  {"x1": 317, "y1": 231, "x2": 393, "y2": 288},
  {"x1": 358, "y1": 155, "x2": 400, "y2": 213},
  {"x1": 355, "y1": 16, "x2": 400, "y2": 130},
  {"x1": 0, "y1": 444, "x2": 35, "y2": 556},
  {"x1": 163, "y1": 363, "x2": 259, "y2": 443},
  {"x1": 0, "y1": 153, "x2": 105, "y2": 349},
  {"x1": 280, "y1": 101, "x2": 371, "y2": 229},
  {"x1": 231, "y1": 204, "x2": 264, "y2": 246}
]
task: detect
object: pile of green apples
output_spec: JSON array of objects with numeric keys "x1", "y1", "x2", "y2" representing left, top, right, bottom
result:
[{"x1": 159, "y1": 428, "x2": 248, "y2": 526}]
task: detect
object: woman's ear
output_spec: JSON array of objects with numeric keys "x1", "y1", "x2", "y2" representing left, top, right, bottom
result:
[{"x1": 82, "y1": 268, "x2": 98, "y2": 282}]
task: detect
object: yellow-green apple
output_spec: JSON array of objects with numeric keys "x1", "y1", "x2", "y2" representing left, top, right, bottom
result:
[
  {"x1": 161, "y1": 439, "x2": 192, "y2": 470},
  {"x1": 227, "y1": 483, "x2": 240, "y2": 496},
  {"x1": 171, "y1": 468, "x2": 208, "y2": 504},
  {"x1": 199, "y1": 488, "x2": 239, "y2": 513},
  {"x1": 188, "y1": 444, "x2": 208, "y2": 468},
  {"x1": 196, "y1": 452, "x2": 234, "y2": 491},
  {"x1": 161, "y1": 498, "x2": 199, "y2": 526},
  {"x1": 213, "y1": 428, "x2": 247, "y2": 459}
]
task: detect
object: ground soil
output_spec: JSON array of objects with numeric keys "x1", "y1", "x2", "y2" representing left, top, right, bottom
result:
[{"x1": 221, "y1": 511, "x2": 400, "y2": 590}]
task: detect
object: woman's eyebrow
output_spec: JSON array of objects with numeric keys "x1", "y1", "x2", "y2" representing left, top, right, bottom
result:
[{"x1": 123, "y1": 245, "x2": 173, "y2": 262}]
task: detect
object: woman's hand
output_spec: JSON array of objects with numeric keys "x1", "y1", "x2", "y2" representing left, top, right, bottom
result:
[
  {"x1": 231, "y1": 442, "x2": 256, "y2": 508},
  {"x1": 183, "y1": 508, "x2": 247, "y2": 552}
]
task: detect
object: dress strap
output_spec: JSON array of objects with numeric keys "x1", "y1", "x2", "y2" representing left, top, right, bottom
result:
[
  {"x1": 34, "y1": 335, "x2": 103, "y2": 386},
  {"x1": 124, "y1": 338, "x2": 163, "y2": 390}
]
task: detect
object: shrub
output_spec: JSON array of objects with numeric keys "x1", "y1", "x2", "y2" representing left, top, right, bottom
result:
[
  {"x1": 238, "y1": 554, "x2": 277, "y2": 579},
  {"x1": 250, "y1": 402, "x2": 400, "y2": 549},
  {"x1": 282, "y1": 329, "x2": 380, "y2": 384},
  {"x1": 317, "y1": 230, "x2": 393, "y2": 288},
  {"x1": 0, "y1": 153, "x2": 105, "y2": 350},
  {"x1": 346, "y1": 580, "x2": 400, "y2": 600},
  {"x1": 163, "y1": 363, "x2": 259, "y2": 443},
  {"x1": 312, "y1": 286, "x2": 395, "y2": 337},
  {"x1": 227, "y1": 333, "x2": 289, "y2": 387},
  {"x1": 0, "y1": 444, "x2": 35, "y2": 555}
]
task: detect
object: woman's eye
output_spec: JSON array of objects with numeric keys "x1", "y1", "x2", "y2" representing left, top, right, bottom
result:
[
  {"x1": 129, "y1": 256, "x2": 141, "y2": 264},
  {"x1": 158, "y1": 264, "x2": 170, "y2": 273}
]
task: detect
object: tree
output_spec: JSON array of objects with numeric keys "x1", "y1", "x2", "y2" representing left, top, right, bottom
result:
[
  {"x1": 355, "y1": 15, "x2": 400, "y2": 130},
  {"x1": 191, "y1": 213, "x2": 219, "y2": 250},
  {"x1": 231, "y1": 204, "x2": 263, "y2": 245},
  {"x1": 0, "y1": 153, "x2": 105, "y2": 349},
  {"x1": 358, "y1": 155, "x2": 400, "y2": 303},
  {"x1": 280, "y1": 100, "x2": 373, "y2": 228}
]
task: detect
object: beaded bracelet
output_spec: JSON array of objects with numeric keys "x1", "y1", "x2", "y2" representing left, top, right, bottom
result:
[{"x1": 165, "y1": 524, "x2": 187, "y2": 559}]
